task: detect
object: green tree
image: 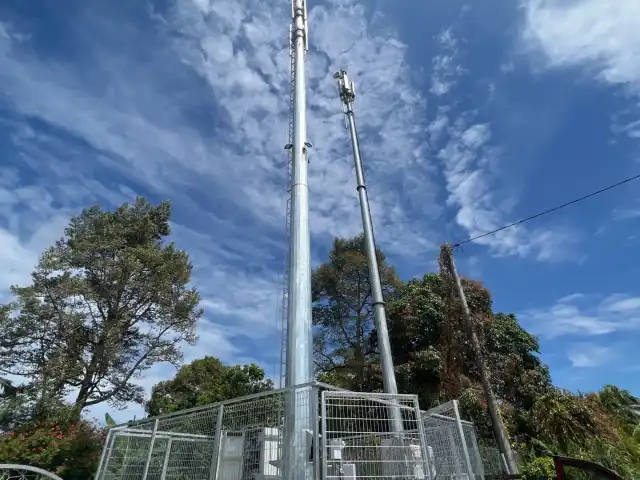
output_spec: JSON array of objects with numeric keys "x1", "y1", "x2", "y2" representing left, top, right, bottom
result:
[
  {"x1": 312, "y1": 235, "x2": 401, "y2": 391},
  {"x1": 480, "y1": 313, "x2": 551, "y2": 411},
  {"x1": 0, "y1": 387, "x2": 70, "y2": 434},
  {"x1": 593, "y1": 384, "x2": 640, "y2": 435},
  {"x1": 522, "y1": 388, "x2": 640, "y2": 478},
  {"x1": 385, "y1": 273, "x2": 550, "y2": 410},
  {"x1": 146, "y1": 356, "x2": 274, "y2": 416},
  {"x1": 310, "y1": 238, "x2": 639, "y2": 475},
  {"x1": 0, "y1": 198, "x2": 202, "y2": 419},
  {"x1": 384, "y1": 274, "x2": 447, "y2": 407}
]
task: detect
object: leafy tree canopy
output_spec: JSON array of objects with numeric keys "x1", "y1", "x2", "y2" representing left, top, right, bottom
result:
[
  {"x1": 0, "y1": 399, "x2": 104, "y2": 480},
  {"x1": 1, "y1": 213, "x2": 637, "y2": 478},
  {"x1": 146, "y1": 356, "x2": 274, "y2": 416},
  {"x1": 0, "y1": 197, "x2": 203, "y2": 420},
  {"x1": 312, "y1": 234, "x2": 401, "y2": 392},
  {"x1": 312, "y1": 234, "x2": 638, "y2": 477}
]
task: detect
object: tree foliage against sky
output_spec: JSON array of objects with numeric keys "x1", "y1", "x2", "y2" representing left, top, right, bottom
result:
[
  {"x1": 0, "y1": 197, "x2": 203, "y2": 419},
  {"x1": 0, "y1": 216, "x2": 638, "y2": 477},
  {"x1": 146, "y1": 356, "x2": 273, "y2": 416},
  {"x1": 312, "y1": 234, "x2": 401, "y2": 392},
  {"x1": 311, "y1": 234, "x2": 638, "y2": 478}
]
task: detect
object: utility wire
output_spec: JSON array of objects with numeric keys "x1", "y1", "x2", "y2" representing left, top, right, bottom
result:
[{"x1": 454, "y1": 172, "x2": 640, "y2": 247}]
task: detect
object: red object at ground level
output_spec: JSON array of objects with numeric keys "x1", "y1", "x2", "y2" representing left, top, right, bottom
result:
[{"x1": 553, "y1": 455, "x2": 622, "y2": 480}]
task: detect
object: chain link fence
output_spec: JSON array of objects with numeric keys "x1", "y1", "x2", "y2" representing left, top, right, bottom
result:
[{"x1": 96, "y1": 382, "x2": 498, "y2": 480}]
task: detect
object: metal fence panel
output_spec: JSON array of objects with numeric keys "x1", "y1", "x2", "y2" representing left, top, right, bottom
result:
[
  {"x1": 321, "y1": 390, "x2": 429, "y2": 480},
  {"x1": 421, "y1": 400, "x2": 474, "y2": 479},
  {"x1": 100, "y1": 432, "x2": 169, "y2": 480},
  {"x1": 96, "y1": 382, "x2": 494, "y2": 480},
  {"x1": 461, "y1": 422, "x2": 485, "y2": 479},
  {"x1": 478, "y1": 444, "x2": 505, "y2": 477},
  {"x1": 97, "y1": 404, "x2": 221, "y2": 480},
  {"x1": 96, "y1": 387, "x2": 307, "y2": 480},
  {"x1": 0, "y1": 465, "x2": 65, "y2": 480}
]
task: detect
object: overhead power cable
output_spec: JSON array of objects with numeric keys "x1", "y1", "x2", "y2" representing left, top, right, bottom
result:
[{"x1": 454, "y1": 172, "x2": 640, "y2": 247}]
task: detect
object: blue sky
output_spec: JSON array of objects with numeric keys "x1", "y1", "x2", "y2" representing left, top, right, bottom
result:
[{"x1": 1, "y1": 0, "x2": 639, "y2": 424}]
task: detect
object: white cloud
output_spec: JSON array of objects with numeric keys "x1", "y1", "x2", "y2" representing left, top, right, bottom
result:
[
  {"x1": 1, "y1": 0, "x2": 608, "y2": 424},
  {"x1": 522, "y1": 0, "x2": 640, "y2": 144},
  {"x1": 0, "y1": 0, "x2": 442, "y2": 262},
  {"x1": 567, "y1": 343, "x2": 613, "y2": 368},
  {"x1": 430, "y1": 29, "x2": 463, "y2": 96},
  {"x1": 601, "y1": 294, "x2": 640, "y2": 314},
  {"x1": 613, "y1": 204, "x2": 640, "y2": 221},
  {"x1": 426, "y1": 28, "x2": 576, "y2": 261},
  {"x1": 522, "y1": 0, "x2": 640, "y2": 91},
  {"x1": 520, "y1": 292, "x2": 640, "y2": 338},
  {"x1": 0, "y1": 184, "x2": 72, "y2": 300},
  {"x1": 159, "y1": 0, "x2": 439, "y2": 256},
  {"x1": 1, "y1": 0, "x2": 433, "y2": 419}
]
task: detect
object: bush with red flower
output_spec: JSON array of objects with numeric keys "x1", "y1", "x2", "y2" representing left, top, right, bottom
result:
[{"x1": 0, "y1": 416, "x2": 105, "y2": 480}]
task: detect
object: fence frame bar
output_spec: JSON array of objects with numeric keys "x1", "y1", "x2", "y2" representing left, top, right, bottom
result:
[
  {"x1": 141, "y1": 418, "x2": 159, "y2": 480},
  {"x1": 94, "y1": 428, "x2": 114, "y2": 480},
  {"x1": 159, "y1": 437, "x2": 172, "y2": 480},
  {"x1": 414, "y1": 400, "x2": 433, "y2": 480},
  {"x1": 207, "y1": 405, "x2": 225, "y2": 480},
  {"x1": 453, "y1": 400, "x2": 474, "y2": 478},
  {"x1": 320, "y1": 389, "x2": 328, "y2": 480}
]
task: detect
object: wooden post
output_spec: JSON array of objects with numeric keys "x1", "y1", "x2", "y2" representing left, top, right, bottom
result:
[{"x1": 439, "y1": 244, "x2": 519, "y2": 475}]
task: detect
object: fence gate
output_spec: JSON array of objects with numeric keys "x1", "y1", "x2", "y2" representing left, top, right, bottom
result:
[
  {"x1": 97, "y1": 429, "x2": 216, "y2": 480},
  {"x1": 320, "y1": 390, "x2": 430, "y2": 480}
]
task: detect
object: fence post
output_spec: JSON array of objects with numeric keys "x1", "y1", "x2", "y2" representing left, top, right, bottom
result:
[
  {"x1": 414, "y1": 402, "x2": 433, "y2": 480},
  {"x1": 207, "y1": 405, "x2": 225, "y2": 480},
  {"x1": 141, "y1": 419, "x2": 159, "y2": 480},
  {"x1": 312, "y1": 386, "x2": 320, "y2": 480},
  {"x1": 453, "y1": 400, "x2": 474, "y2": 478},
  {"x1": 320, "y1": 390, "x2": 328, "y2": 480},
  {"x1": 94, "y1": 428, "x2": 114, "y2": 480},
  {"x1": 466, "y1": 424, "x2": 486, "y2": 476},
  {"x1": 159, "y1": 438, "x2": 172, "y2": 480}
]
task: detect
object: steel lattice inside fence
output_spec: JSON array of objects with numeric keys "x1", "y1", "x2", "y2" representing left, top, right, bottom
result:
[{"x1": 95, "y1": 383, "x2": 502, "y2": 480}]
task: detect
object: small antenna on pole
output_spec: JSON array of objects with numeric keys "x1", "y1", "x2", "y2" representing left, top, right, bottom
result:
[{"x1": 333, "y1": 70, "x2": 355, "y2": 129}]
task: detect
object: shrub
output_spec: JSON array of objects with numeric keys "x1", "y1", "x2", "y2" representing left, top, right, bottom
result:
[
  {"x1": 520, "y1": 456, "x2": 555, "y2": 480},
  {"x1": 0, "y1": 418, "x2": 105, "y2": 480}
]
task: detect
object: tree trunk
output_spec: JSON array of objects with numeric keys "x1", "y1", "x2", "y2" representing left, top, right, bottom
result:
[{"x1": 71, "y1": 386, "x2": 91, "y2": 421}]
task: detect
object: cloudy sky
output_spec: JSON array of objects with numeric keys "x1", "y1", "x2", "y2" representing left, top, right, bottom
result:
[{"x1": 1, "y1": 0, "x2": 639, "y2": 423}]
